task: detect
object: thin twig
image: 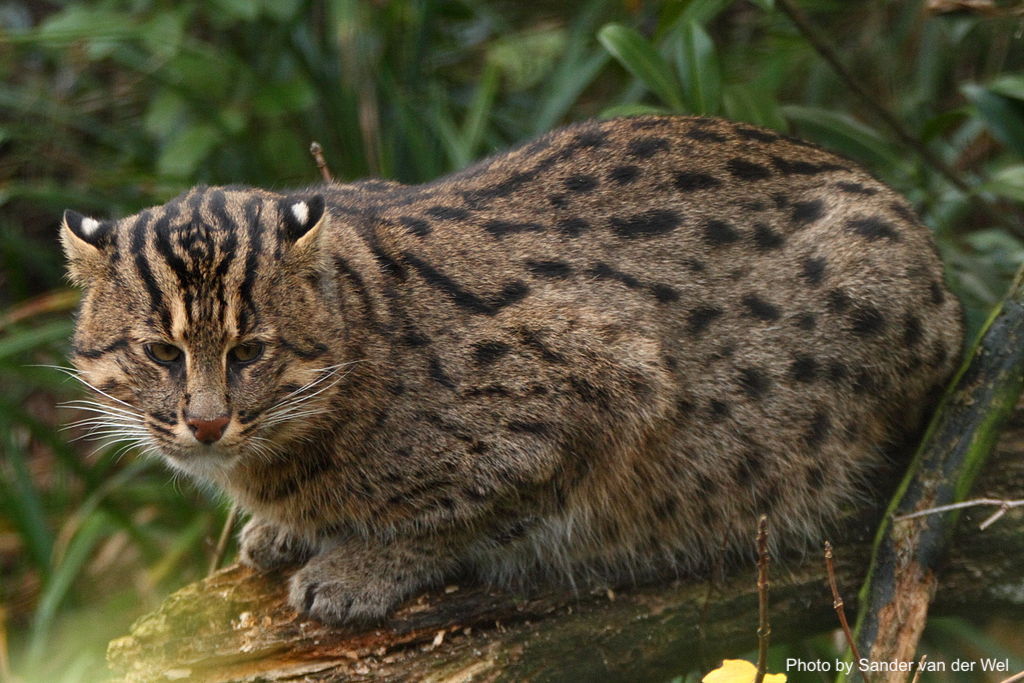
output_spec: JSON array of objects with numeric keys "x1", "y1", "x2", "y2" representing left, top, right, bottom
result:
[
  {"x1": 754, "y1": 515, "x2": 770, "y2": 683},
  {"x1": 911, "y1": 655, "x2": 928, "y2": 683},
  {"x1": 825, "y1": 541, "x2": 863, "y2": 673},
  {"x1": 999, "y1": 671, "x2": 1024, "y2": 683},
  {"x1": 309, "y1": 141, "x2": 334, "y2": 183},
  {"x1": 774, "y1": 0, "x2": 1020, "y2": 236},
  {"x1": 208, "y1": 503, "x2": 239, "y2": 577},
  {"x1": 892, "y1": 498, "x2": 1024, "y2": 528},
  {"x1": 0, "y1": 604, "x2": 11, "y2": 683}
]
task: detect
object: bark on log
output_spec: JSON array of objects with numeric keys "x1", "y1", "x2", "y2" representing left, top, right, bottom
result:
[
  {"x1": 107, "y1": 422, "x2": 1024, "y2": 682},
  {"x1": 851, "y1": 270, "x2": 1024, "y2": 678}
]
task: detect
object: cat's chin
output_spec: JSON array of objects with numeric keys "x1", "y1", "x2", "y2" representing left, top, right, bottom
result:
[{"x1": 160, "y1": 444, "x2": 241, "y2": 481}]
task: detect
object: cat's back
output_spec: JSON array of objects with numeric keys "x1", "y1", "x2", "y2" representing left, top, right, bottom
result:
[{"x1": 335, "y1": 115, "x2": 961, "y2": 381}]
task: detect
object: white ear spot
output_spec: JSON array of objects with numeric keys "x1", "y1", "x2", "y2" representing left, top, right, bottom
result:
[
  {"x1": 290, "y1": 202, "x2": 309, "y2": 226},
  {"x1": 80, "y1": 217, "x2": 101, "y2": 237}
]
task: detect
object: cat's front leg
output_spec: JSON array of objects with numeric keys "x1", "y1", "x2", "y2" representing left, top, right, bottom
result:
[
  {"x1": 288, "y1": 534, "x2": 457, "y2": 624},
  {"x1": 239, "y1": 517, "x2": 315, "y2": 571}
]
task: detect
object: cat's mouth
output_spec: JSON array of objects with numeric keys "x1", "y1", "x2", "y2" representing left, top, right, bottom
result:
[{"x1": 158, "y1": 440, "x2": 244, "y2": 478}]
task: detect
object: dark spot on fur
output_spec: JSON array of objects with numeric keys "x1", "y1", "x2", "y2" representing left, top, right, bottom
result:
[
  {"x1": 802, "y1": 256, "x2": 827, "y2": 286},
  {"x1": 850, "y1": 305, "x2": 886, "y2": 336},
  {"x1": 846, "y1": 216, "x2": 901, "y2": 242},
  {"x1": 608, "y1": 165, "x2": 640, "y2": 184},
  {"x1": 903, "y1": 314, "x2": 923, "y2": 347},
  {"x1": 806, "y1": 410, "x2": 831, "y2": 447},
  {"x1": 828, "y1": 361, "x2": 848, "y2": 382},
  {"x1": 738, "y1": 367, "x2": 770, "y2": 399},
  {"x1": 928, "y1": 340, "x2": 949, "y2": 369},
  {"x1": 704, "y1": 219, "x2": 740, "y2": 245},
  {"x1": 649, "y1": 283, "x2": 680, "y2": 303},
  {"x1": 472, "y1": 340, "x2": 511, "y2": 365},
  {"x1": 548, "y1": 194, "x2": 567, "y2": 208},
  {"x1": 564, "y1": 174, "x2": 598, "y2": 192},
  {"x1": 426, "y1": 205, "x2": 470, "y2": 221},
  {"x1": 399, "y1": 216, "x2": 431, "y2": 237},
  {"x1": 734, "y1": 126, "x2": 778, "y2": 143},
  {"x1": 400, "y1": 330, "x2": 431, "y2": 347},
  {"x1": 792, "y1": 199, "x2": 824, "y2": 225},
  {"x1": 556, "y1": 217, "x2": 589, "y2": 237},
  {"x1": 853, "y1": 368, "x2": 877, "y2": 394},
  {"x1": 687, "y1": 128, "x2": 727, "y2": 143},
  {"x1": 526, "y1": 260, "x2": 573, "y2": 278},
  {"x1": 687, "y1": 305, "x2": 723, "y2": 336},
  {"x1": 790, "y1": 355, "x2": 819, "y2": 382},
  {"x1": 628, "y1": 136, "x2": 670, "y2": 158},
  {"x1": 742, "y1": 294, "x2": 780, "y2": 321},
  {"x1": 836, "y1": 181, "x2": 877, "y2": 195},
  {"x1": 753, "y1": 223, "x2": 784, "y2": 250},
  {"x1": 826, "y1": 288, "x2": 851, "y2": 313},
  {"x1": 674, "y1": 171, "x2": 722, "y2": 192},
  {"x1": 429, "y1": 358, "x2": 456, "y2": 388},
  {"x1": 890, "y1": 202, "x2": 916, "y2": 223},
  {"x1": 727, "y1": 158, "x2": 772, "y2": 180},
  {"x1": 771, "y1": 156, "x2": 846, "y2": 175},
  {"x1": 794, "y1": 312, "x2": 817, "y2": 330},
  {"x1": 929, "y1": 281, "x2": 945, "y2": 305},
  {"x1": 708, "y1": 399, "x2": 731, "y2": 421},
  {"x1": 519, "y1": 328, "x2": 565, "y2": 363},
  {"x1": 609, "y1": 210, "x2": 681, "y2": 238},
  {"x1": 570, "y1": 376, "x2": 609, "y2": 404}
]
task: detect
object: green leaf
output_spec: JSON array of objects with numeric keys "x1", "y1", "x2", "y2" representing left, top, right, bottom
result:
[
  {"x1": 208, "y1": 0, "x2": 260, "y2": 23},
  {"x1": 27, "y1": 511, "x2": 113, "y2": 665},
  {"x1": 782, "y1": 105, "x2": 909, "y2": 176},
  {"x1": 986, "y1": 73, "x2": 1024, "y2": 102},
  {"x1": 157, "y1": 124, "x2": 220, "y2": 178},
  {"x1": 0, "y1": 320, "x2": 72, "y2": 361},
  {"x1": 259, "y1": 0, "x2": 303, "y2": 21},
  {"x1": 598, "y1": 23, "x2": 686, "y2": 112},
  {"x1": 981, "y1": 165, "x2": 1024, "y2": 203},
  {"x1": 749, "y1": 0, "x2": 775, "y2": 9},
  {"x1": 144, "y1": 89, "x2": 189, "y2": 138},
  {"x1": 673, "y1": 21, "x2": 721, "y2": 115},
  {"x1": 599, "y1": 103, "x2": 671, "y2": 119},
  {"x1": 721, "y1": 84, "x2": 786, "y2": 130},
  {"x1": 963, "y1": 83, "x2": 1024, "y2": 159},
  {"x1": 140, "y1": 7, "x2": 187, "y2": 59},
  {"x1": 252, "y1": 79, "x2": 317, "y2": 116}
]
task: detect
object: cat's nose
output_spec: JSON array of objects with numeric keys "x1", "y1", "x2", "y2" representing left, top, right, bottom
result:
[{"x1": 185, "y1": 415, "x2": 230, "y2": 444}]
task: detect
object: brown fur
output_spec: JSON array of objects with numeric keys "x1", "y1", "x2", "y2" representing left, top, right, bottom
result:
[{"x1": 63, "y1": 116, "x2": 963, "y2": 623}]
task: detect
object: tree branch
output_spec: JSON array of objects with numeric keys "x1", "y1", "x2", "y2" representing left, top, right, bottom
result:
[{"x1": 853, "y1": 268, "x2": 1024, "y2": 675}]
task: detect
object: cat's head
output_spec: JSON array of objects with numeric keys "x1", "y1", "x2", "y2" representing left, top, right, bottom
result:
[{"x1": 61, "y1": 186, "x2": 345, "y2": 481}]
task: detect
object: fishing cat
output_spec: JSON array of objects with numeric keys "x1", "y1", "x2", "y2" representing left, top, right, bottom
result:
[{"x1": 62, "y1": 116, "x2": 963, "y2": 624}]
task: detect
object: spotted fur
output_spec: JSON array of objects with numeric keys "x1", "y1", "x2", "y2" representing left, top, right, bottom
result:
[{"x1": 62, "y1": 115, "x2": 963, "y2": 624}]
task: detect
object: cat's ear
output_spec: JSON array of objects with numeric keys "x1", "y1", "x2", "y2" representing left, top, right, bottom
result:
[
  {"x1": 60, "y1": 210, "x2": 112, "y2": 286},
  {"x1": 280, "y1": 195, "x2": 326, "y2": 248}
]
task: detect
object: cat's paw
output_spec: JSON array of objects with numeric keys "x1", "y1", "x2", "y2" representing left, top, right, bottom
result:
[
  {"x1": 287, "y1": 545, "x2": 435, "y2": 624},
  {"x1": 238, "y1": 518, "x2": 312, "y2": 571}
]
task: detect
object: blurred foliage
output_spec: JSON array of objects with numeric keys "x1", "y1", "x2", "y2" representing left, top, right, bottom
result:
[{"x1": 1, "y1": 0, "x2": 1023, "y2": 680}]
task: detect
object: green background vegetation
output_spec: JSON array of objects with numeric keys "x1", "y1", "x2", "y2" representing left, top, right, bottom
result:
[{"x1": 1, "y1": 0, "x2": 1023, "y2": 680}]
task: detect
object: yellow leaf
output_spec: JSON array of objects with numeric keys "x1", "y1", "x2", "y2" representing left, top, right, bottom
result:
[{"x1": 702, "y1": 659, "x2": 787, "y2": 683}]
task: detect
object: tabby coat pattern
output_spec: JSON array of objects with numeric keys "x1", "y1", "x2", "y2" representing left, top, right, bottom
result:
[{"x1": 63, "y1": 116, "x2": 963, "y2": 624}]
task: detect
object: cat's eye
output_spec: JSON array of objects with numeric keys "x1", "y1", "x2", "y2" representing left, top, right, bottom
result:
[
  {"x1": 229, "y1": 342, "x2": 264, "y2": 365},
  {"x1": 145, "y1": 342, "x2": 183, "y2": 365}
]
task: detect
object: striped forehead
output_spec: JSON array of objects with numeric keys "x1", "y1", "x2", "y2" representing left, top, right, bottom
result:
[{"x1": 121, "y1": 188, "x2": 271, "y2": 341}]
